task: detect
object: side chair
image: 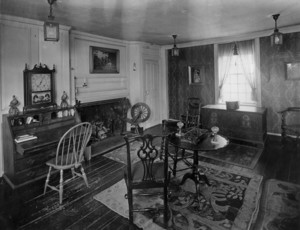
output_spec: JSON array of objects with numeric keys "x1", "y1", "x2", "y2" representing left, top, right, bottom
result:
[
  {"x1": 181, "y1": 97, "x2": 201, "y2": 128},
  {"x1": 123, "y1": 134, "x2": 171, "y2": 227},
  {"x1": 44, "y1": 122, "x2": 92, "y2": 204},
  {"x1": 278, "y1": 107, "x2": 300, "y2": 150}
]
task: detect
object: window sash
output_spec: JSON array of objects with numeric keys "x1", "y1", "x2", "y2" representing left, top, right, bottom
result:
[{"x1": 216, "y1": 39, "x2": 259, "y2": 106}]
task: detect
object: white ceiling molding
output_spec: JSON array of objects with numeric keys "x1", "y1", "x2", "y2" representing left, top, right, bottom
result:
[
  {"x1": 0, "y1": 14, "x2": 71, "y2": 31},
  {"x1": 162, "y1": 24, "x2": 300, "y2": 50}
]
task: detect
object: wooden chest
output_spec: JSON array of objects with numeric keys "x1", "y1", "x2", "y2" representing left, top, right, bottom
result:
[{"x1": 201, "y1": 104, "x2": 267, "y2": 147}]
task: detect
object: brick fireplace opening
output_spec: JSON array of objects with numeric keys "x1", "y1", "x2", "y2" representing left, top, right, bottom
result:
[{"x1": 76, "y1": 97, "x2": 130, "y2": 157}]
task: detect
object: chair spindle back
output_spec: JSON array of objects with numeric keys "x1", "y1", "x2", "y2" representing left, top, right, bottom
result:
[{"x1": 56, "y1": 122, "x2": 92, "y2": 166}]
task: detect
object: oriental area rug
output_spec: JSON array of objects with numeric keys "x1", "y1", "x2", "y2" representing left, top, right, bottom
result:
[
  {"x1": 255, "y1": 179, "x2": 300, "y2": 230},
  {"x1": 104, "y1": 141, "x2": 263, "y2": 169},
  {"x1": 94, "y1": 162, "x2": 263, "y2": 230}
]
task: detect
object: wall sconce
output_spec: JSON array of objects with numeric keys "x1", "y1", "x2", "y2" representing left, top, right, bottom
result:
[
  {"x1": 233, "y1": 42, "x2": 239, "y2": 55},
  {"x1": 171, "y1": 35, "x2": 179, "y2": 57},
  {"x1": 270, "y1": 14, "x2": 283, "y2": 47},
  {"x1": 133, "y1": 62, "x2": 136, "y2": 71},
  {"x1": 83, "y1": 78, "x2": 88, "y2": 87},
  {"x1": 44, "y1": 0, "x2": 59, "y2": 42},
  {"x1": 74, "y1": 76, "x2": 87, "y2": 99}
]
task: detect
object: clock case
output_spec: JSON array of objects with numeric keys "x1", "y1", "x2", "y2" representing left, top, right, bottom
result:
[{"x1": 23, "y1": 63, "x2": 56, "y2": 111}]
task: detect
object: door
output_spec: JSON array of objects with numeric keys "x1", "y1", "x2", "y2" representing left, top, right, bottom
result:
[{"x1": 143, "y1": 59, "x2": 160, "y2": 128}]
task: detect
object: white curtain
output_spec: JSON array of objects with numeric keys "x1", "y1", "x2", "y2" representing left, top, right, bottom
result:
[
  {"x1": 237, "y1": 40, "x2": 257, "y2": 101},
  {"x1": 218, "y1": 43, "x2": 233, "y2": 101}
]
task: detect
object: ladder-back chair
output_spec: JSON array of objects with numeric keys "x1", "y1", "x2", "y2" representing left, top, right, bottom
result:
[
  {"x1": 44, "y1": 122, "x2": 92, "y2": 204},
  {"x1": 181, "y1": 97, "x2": 201, "y2": 128}
]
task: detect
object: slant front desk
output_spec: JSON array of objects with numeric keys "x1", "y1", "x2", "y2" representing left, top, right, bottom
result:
[
  {"x1": 201, "y1": 104, "x2": 267, "y2": 147},
  {"x1": 2, "y1": 107, "x2": 80, "y2": 189}
]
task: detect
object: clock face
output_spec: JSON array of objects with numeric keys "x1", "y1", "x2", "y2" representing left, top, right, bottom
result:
[
  {"x1": 31, "y1": 74, "x2": 51, "y2": 92},
  {"x1": 24, "y1": 63, "x2": 56, "y2": 110}
]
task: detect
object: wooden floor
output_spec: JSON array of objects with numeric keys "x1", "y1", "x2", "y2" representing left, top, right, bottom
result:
[{"x1": 0, "y1": 128, "x2": 299, "y2": 230}]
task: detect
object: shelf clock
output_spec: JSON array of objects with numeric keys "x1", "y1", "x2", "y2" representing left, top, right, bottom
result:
[{"x1": 23, "y1": 63, "x2": 56, "y2": 111}]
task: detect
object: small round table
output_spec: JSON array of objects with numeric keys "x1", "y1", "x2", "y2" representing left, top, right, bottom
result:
[{"x1": 168, "y1": 131, "x2": 229, "y2": 195}]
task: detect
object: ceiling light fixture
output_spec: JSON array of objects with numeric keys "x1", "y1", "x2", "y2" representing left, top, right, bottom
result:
[
  {"x1": 44, "y1": 0, "x2": 59, "y2": 42},
  {"x1": 171, "y1": 35, "x2": 179, "y2": 57},
  {"x1": 270, "y1": 14, "x2": 283, "y2": 47}
]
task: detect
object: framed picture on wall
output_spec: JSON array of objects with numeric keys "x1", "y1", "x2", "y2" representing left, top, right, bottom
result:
[
  {"x1": 286, "y1": 62, "x2": 300, "y2": 80},
  {"x1": 188, "y1": 65, "x2": 205, "y2": 85},
  {"x1": 90, "y1": 46, "x2": 120, "y2": 73}
]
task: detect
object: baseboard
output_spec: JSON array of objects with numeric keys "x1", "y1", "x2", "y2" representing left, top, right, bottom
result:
[
  {"x1": 267, "y1": 132, "x2": 281, "y2": 137},
  {"x1": 268, "y1": 132, "x2": 299, "y2": 139}
]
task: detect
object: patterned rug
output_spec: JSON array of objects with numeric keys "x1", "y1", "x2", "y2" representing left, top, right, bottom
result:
[
  {"x1": 197, "y1": 143, "x2": 263, "y2": 169},
  {"x1": 104, "y1": 141, "x2": 263, "y2": 169},
  {"x1": 255, "y1": 179, "x2": 300, "y2": 230},
  {"x1": 94, "y1": 162, "x2": 263, "y2": 230}
]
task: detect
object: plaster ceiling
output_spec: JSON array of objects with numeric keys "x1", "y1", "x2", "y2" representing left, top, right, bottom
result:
[{"x1": 1, "y1": 0, "x2": 300, "y2": 45}]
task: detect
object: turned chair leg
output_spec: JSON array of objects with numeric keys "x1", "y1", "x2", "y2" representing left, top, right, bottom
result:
[
  {"x1": 44, "y1": 166, "x2": 52, "y2": 194},
  {"x1": 71, "y1": 168, "x2": 76, "y2": 179},
  {"x1": 127, "y1": 189, "x2": 134, "y2": 225},
  {"x1": 81, "y1": 166, "x2": 89, "y2": 188},
  {"x1": 172, "y1": 147, "x2": 179, "y2": 176},
  {"x1": 163, "y1": 186, "x2": 168, "y2": 226},
  {"x1": 59, "y1": 169, "x2": 64, "y2": 204}
]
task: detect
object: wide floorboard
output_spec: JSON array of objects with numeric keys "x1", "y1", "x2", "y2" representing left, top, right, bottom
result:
[{"x1": 0, "y1": 130, "x2": 299, "y2": 230}]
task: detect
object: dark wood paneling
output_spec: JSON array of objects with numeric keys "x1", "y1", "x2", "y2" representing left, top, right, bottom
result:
[{"x1": 168, "y1": 45, "x2": 214, "y2": 120}]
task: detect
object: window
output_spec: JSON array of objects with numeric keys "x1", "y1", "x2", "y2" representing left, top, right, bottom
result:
[{"x1": 217, "y1": 39, "x2": 257, "y2": 105}]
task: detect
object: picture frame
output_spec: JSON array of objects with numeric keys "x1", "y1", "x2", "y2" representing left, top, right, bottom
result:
[
  {"x1": 32, "y1": 92, "x2": 52, "y2": 105},
  {"x1": 286, "y1": 62, "x2": 300, "y2": 80},
  {"x1": 90, "y1": 46, "x2": 120, "y2": 73},
  {"x1": 188, "y1": 65, "x2": 205, "y2": 85}
]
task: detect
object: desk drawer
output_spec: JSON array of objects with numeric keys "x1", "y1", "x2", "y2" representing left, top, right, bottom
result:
[
  {"x1": 14, "y1": 165, "x2": 50, "y2": 183},
  {"x1": 14, "y1": 149, "x2": 56, "y2": 172}
]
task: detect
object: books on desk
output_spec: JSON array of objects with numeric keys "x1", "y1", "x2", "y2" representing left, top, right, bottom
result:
[{"x1": 15, "y1": 134, "x2": 37, "y2": 143}]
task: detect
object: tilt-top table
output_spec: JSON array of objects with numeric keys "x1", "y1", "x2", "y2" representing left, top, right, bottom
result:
[{"x1": 168, "y1": 130, "x2": 229, "y2": 194}]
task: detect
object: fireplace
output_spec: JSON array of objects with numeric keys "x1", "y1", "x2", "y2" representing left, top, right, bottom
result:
[{"x1": 76, "y1": 97, "x2": 130, "y2": 145}]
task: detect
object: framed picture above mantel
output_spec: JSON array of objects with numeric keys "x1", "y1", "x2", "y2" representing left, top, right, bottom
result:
[
  {"x1": 89, "y1": 46, "x2": 120, "y2": 74},
  {"x1": 188, "y1": 65, "x2": 205, "y2": 85}
]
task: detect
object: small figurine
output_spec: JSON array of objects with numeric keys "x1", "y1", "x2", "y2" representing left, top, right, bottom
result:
[
  {"x1": 176, "y1": 121, "x2": 184, "y2": 136},
  {"x1": 60, "y1": 91, "x2": 69, "y2": 108},
  {"x1": 9, "y1": 95, "x2": 20, "y2": 116}
]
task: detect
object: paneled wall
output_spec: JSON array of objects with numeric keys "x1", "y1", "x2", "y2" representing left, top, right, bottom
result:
[
  {"x1": 0, "y1": 15, "x2": 71, "y2": 176},
  {"x1": 168, "y1": 45, "x2": 215, "y2": 119},
  {"x1": 70, "y1": 31, "x2": 129, "y2": 104},
  {"x1": 0, "y1": 16, "x2": 71, "y2": 111}
]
